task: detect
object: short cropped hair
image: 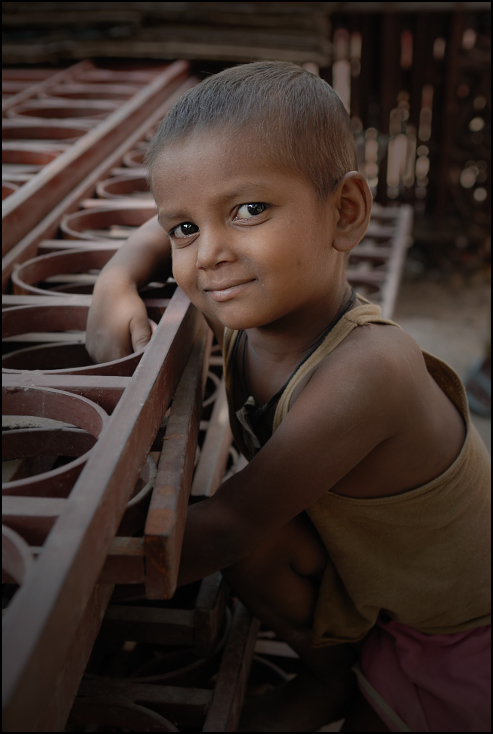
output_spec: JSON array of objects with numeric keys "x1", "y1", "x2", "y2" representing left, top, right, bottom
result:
[{"x1": 146, "y1": 61, "x2": 357, "y2": 200}]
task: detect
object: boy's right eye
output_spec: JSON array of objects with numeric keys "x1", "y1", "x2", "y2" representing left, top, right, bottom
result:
[{"x1": 170, "y1": 222, "x2": 199, "y2": 239}]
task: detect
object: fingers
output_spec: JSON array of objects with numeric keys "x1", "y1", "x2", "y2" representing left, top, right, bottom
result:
[
  {"x1": 129, "y1": 313, "x2": 153, "y2": 353},
  {"x1": 87, "y1": 326, "x2": 133, "y2": 363}
]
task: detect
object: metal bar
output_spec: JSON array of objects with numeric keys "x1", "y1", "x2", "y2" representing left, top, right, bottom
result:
[
  {"x1": 194, "y1": 572, "x2": 231, "y2": 656},
  {"x1": 2, "y1": 373, "x2": 129, "y2": 413},
  {"x1": 2, "y1": 75, "x2": 197, "y2": 288},
  {"x1": 379, "y1": 205, "x2": 413, "y2": 319},
  {"x1": 144, "y1": 319, "x2": 212, "y2": 598},
  {"x1": 73, "y1": 678, "x2": 212, "y2": 727},
  {"x1": 203, "y1": 602, "x2": 260, "y2": 732},
  {"x1": 100, "y1": 606, "x2": 196, "y2": 647},
  {"x1": 2, "y1": 60, "x2": 189, "y2": 256},
  {"x1": 97, "y1": 537, "x2": 146, "y2": 585},
  {"x1": 2, "y1": 60, "x2": 94, "y2": 114},
  {"x1": 2, "y1": 289, "x2": 200, "y2": 731},
  {"x1": 34, "y1": 582, "x2": 115, "y2": 732}
]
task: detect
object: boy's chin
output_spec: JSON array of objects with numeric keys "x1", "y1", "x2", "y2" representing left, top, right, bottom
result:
[{"x1": 201, "y1": 305, "x2": 265, "y2": 332}]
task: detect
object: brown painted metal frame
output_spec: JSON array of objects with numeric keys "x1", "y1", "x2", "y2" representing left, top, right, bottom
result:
[
  {"x1": 2, "y1": 60, "x2": 189, "y2": 256},
  {"x1": 2, "y1": 60, "x2": 94, "y2": 114},
  {"x1": 68, "y1": 601, "x2": 259, "y2": 732},
  {"x1": 2, "y1": 290, "x2": 203, "y2": 730},
  {"x1": 2, "y1": 61, "x2": 217, "y2": 732},
  {"x1": 2, "y1": 75, "x2": 197, "y2": 288}
]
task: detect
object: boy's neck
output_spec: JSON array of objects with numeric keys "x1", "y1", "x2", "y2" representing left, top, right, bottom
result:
[{"x1": 245, "y1": 279, "x2": 353, "y2": 366}]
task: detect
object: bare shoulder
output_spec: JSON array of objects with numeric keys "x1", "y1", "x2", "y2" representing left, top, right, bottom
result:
[
  {"x1": 268, "y1": 323, "x2": 424, "y2": 482},
  {"x1": 300, "y1": 321, "x2": 427, "y2": 420},
  {"x1": 335, "y1": 319, "x2": 422, "y2": 362}
]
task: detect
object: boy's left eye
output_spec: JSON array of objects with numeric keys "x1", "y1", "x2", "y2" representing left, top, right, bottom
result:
[{"x1": 235, "y1": 203, "x2": 268, "y2": 220}]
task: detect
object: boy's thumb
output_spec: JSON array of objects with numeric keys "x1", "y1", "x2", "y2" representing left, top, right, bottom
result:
[{"x1": 130, "y1": 315, "x2": 153, "y2": 352}]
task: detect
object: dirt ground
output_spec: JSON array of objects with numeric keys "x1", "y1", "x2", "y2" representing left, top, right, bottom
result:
[{"x1": 393, "y1": 276, "x2": 491, "y2": 453}]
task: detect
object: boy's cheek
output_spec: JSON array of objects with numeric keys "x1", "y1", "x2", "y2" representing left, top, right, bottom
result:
[
  {"x1": 171, "y1": 256, "x2": 190, "y2": 289},
  {"x1": 171, "y1": 261, "x2": 202, "y2": 303}
]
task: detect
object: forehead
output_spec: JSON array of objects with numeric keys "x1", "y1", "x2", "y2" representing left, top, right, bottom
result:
[{"x1": 150, "y1": 129, "x2": 302, "y2": 199}]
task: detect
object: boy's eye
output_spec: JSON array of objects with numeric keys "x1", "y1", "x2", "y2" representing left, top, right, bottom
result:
[
  {"x1": 170, "y1": 222, "x2": 199, "y2": 239},
  {"x1": 235, "y1": 203, "x2": 268, "y2": 220}
]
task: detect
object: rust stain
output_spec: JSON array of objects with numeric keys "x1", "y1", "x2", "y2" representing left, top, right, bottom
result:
[{"x1": 145, "y1": 507, "x2": 174, "y2": 536}]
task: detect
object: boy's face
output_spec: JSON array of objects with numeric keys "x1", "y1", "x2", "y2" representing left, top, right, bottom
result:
[{"x1": 152, "y1": 130, "x2": 342, "y2": 332}]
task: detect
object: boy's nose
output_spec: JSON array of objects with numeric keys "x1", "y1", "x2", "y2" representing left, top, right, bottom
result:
[{"x1": 196, "y1": 230, "x2": 234, "y2": 269}]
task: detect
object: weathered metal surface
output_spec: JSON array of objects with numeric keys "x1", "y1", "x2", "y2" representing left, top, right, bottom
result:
[
  {"x1": 71, "y1": 698, "x2": 181, "y2": 731},
  {"x1": 1, "y1": 372, "x2": 129, "y2": 413},
  {"x1": 346, "y1": 203, "x2": 413, "y2": 316},
  {"x1": 194, "y1": 572, "x2": 231, "y2": 657},
  {"x1": 41, "y1": 83, "x2": 142, "y2": 101},
  {"x1": 144, "y1": 319, "x2": 212, "y2": 599},
  {"x1": 2, "y1": 76, "x2": 196, "y2": 288},
  {"x1": 3, "y1": 89, "x2": 204, "y2": 730},
  {"x1": 373, "y1": 204, "x2": 413, "y2": 319},
  {"x1": 66, "y1": 600, "x2": 256, "y2": 732},
  {"x1": 2, "y1": 60, "x2": 189, "y2": 256},
  {"x1": 2, "y1": 181, "x2": 19, "y2": 199},
  {"x1": 35, "y1": 582, "x2": 115, "y2": 732},
  {"x1": 123, "y1": 147, "x2": 148, "y2": 167},
  {"x1": 2, "y1": 289, "x2": 201, "y2": 731},
  {"x1": 6, "y1": 98, "x2": 120, "y2": 120},
  {"x1": 2, "y1": 60, "x2": 93, "y2": 114},
  {"x1": 96, "y1": 173, "x2": 150, "y2": 199},
  {"x1": 2, "y1": 119, "x2": 93, "y2": 144},
  {"x1": 2, "y1": 385, "x2": 108, "y2": 499},
  {"x1": 2, "y1": 143, "x2": 64, "y2": 170},
  {"x1": 2, "y1": 304, "x2": 145, "y2": 375},
  {"x1": 60, "y1": 203, "x2": 157, "y2": 240},
  {"x1": 2, "y1": 524, "x2": 34, "y2": 585},
  {"x1": 203, "y1": 602, "x2": 260, "y2": 732},
  {"x1": 11, "y1": 245, "x2": 118, "y2": 296}
]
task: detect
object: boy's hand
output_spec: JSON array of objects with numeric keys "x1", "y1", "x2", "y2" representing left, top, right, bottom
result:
[
  {"x1": 86, "y1": 276, "x2": 151, "y2": 363},
  {"x1": 85, "y1": 215, "x2": 172, "y2": 363}
]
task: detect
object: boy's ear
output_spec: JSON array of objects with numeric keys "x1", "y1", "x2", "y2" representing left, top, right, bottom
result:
[{"x1": 331, "y1": 172, "x2": 372, "y2": 254}]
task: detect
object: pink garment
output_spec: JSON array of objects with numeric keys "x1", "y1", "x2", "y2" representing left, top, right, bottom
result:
[{"x1": 357, "y1": 619, "x2": 491, "y2": 732}]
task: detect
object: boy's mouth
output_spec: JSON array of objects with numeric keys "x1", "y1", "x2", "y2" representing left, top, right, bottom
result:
[{"x1": 205, "y1": 279, "x2": 255, "y2": 302}]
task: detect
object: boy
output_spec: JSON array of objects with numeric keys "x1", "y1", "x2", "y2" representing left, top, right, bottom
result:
[{"x1": 86, "y1": 63, "x2": 491, "y2": 732}]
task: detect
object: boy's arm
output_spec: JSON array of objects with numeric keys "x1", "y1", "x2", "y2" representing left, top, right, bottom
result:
[
  {"x1": 86, "y1": 214, "x2": 226, "y2": 362},
  {"x1": 86, "y1": 215, "x2": 171, "y2": 363},
  {"x1": 176, "y1": 339, "x2": 401, "y2": 586}
]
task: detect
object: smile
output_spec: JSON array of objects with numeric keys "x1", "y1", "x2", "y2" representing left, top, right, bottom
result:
[{"x1": 205, "y1": 280, "x2": 255, "y2": 302}]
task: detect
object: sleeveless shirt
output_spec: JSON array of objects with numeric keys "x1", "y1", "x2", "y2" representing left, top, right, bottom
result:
[{"x1": 223, "y1": 297, "x2": 491, "y2": 646}]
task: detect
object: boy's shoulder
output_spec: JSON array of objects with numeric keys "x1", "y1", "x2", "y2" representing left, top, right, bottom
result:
[
  {"x1": 271, "y1": 321, "x2": 453, "y2": 500},
  {"x1": 336, "y1": 319, "x2": 424, "y2": 379},
  {"x1": 293, "y1": 321, "x2": 426, "y2": 419}
]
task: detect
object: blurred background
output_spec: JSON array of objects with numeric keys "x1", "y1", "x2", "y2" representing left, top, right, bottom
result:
[
  {"x1": 2, "y1": 7, "x2": 490, "y2": 731},
  {"x1": 3, "y1": 1, "x2": 491, "y2": 445}
]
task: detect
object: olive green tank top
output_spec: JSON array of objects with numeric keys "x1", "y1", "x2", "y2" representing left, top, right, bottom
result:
[{"x1": 223, "y1": 298, "x2": 491, "y2": 645}]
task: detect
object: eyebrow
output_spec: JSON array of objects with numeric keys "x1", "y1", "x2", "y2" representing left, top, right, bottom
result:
[
  {"x1": 158, "y1": 210, "x2": 191, "y2": 227},
  {"x1": 158, "y1": 181, "x2": 271, "y2": 225}
]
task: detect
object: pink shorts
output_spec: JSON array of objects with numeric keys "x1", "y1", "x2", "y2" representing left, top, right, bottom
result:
[{"x1": 356, "y1": 619, "x2": 491, "y2": 732}]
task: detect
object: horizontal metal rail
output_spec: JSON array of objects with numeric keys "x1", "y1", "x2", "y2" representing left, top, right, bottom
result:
[
  {"x1": 2, "y1": 60, "x2": 189, "y2": 255},
  {"x1": 2, "y1": 75, "x2": 197, "y2": 288}
]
